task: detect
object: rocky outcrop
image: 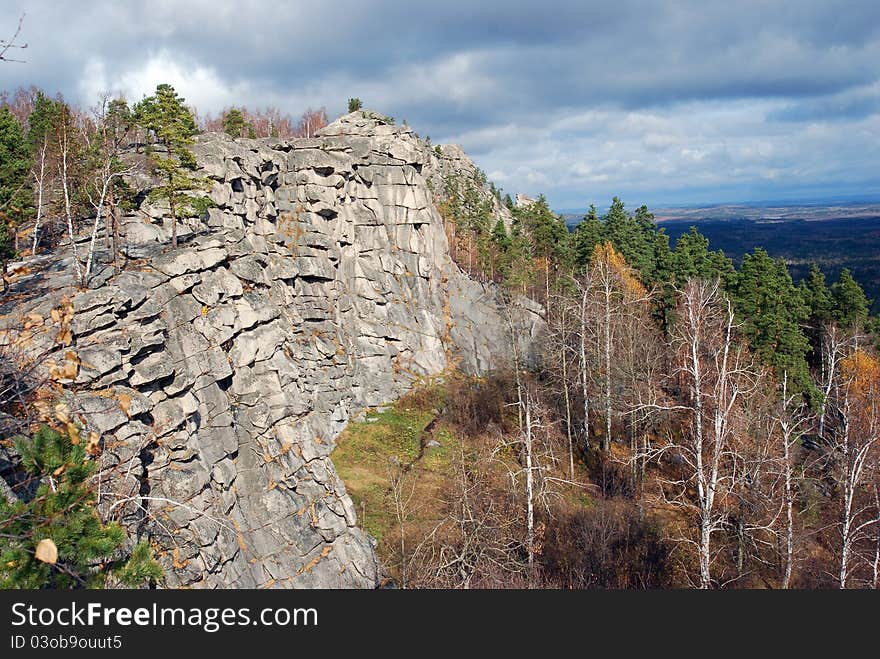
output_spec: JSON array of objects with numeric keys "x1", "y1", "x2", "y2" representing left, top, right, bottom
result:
[
  {"x1": 0, "y1": 111, "x2": 542, "y2": 588},
  {"x1": 427, "y1": 143, "x2": 515, "y2": 229}
]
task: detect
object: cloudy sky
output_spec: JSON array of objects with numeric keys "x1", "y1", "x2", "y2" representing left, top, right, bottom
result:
[{"x1": 3, "y1": 1, "x2": 880, "y2": 209}]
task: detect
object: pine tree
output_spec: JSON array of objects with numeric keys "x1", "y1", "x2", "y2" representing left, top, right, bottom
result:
[
  {"x1": 733, "y1": 248, "x2": 810, "y2": 387},
  {"x1": 514, "y1": 195, "x2": 570, "y2": 303},
  {"x1": 831, "y1": 268, "x2": 870, "y2": 330},
  {"x1": 799, "y1": 263, "x2": 835, "y2": 367},
  {"x1": 801, "y1": 263, "x2": 834, "y2": 325},
  {"x1": 672, "y1": 226, "x2": 735, "y2": 287},
  {"x1": 133, "y1": 83, "x2": 198, "y2": 149},
  {"x1": 0, "y1": 425, "x2": 162, "y2": 588},
  {"x1": 25, "y1": 92, "x2": 63, "y2": 254},
  {"x1": 26, "y1": 92, "x2": 63, "y2": 152},
  {"x1": 650, "y1": 230, "x2": 677, "y2": 331},
  {"x1": 133, "y1": 84, "x2": 206, "y2": 248},
  {"x1": 490, "y1": 218, "x2": 513, "y2": 280},
  {"x1": 222, "y1": 107, "x2": 251, "y2": 138},
  {"x1": 573, "y1": 204, "x2": 603, "y2": 271},
  {"x1": 0, "y1": 106, "x2": 32, "y2": 276}
]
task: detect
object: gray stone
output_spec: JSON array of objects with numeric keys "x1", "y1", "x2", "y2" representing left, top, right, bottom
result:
[
  {"x1": 130, "y1": 353, "x2": 175, "y2": 387},
  {"x1": 153, "y1": 246, "x2": 228, "y2": 277}
]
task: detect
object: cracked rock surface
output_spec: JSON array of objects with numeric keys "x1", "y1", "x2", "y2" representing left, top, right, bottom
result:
[{"x1": 0, "y1": 111, "x2": 542, "y2": 588}]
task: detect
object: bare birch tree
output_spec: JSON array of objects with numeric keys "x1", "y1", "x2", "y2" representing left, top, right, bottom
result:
[
  {"x1": 825, "y1": 349, "x2": 880, "y2": 588},
  {"x1": 635, "y1": 279, "x2": 761, "y2": 588}
]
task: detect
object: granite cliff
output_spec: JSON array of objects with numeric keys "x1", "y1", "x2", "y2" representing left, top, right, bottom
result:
[{"x1": 0, "y1": 111, "x2": 542, "y2": 588}]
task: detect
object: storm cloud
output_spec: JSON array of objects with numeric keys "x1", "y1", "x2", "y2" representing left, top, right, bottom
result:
[{"x1": 2, "y1": 0, "x2": 879, "y2": 208}]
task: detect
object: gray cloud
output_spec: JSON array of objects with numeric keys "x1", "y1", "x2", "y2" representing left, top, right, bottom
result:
[{"x1": 2, "y1": 0, "x2": 879, "y2": 208}]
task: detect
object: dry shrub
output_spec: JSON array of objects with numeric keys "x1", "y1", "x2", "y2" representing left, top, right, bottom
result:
[
  {"x1": 443, "y1": 372, "x2": 518, "y2": 436},
  {"x1": 539, "y1": 499, "x2": 675, "y2": 589}
]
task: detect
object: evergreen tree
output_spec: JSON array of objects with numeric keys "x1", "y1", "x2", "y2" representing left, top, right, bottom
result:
[
  {"x1": 733, "y1": 248, "x2": 811, "y2": 387},
  {"x1": 601, "y1": 198, "x2": 664, "y2": 283},
  {"x1": 26, "y1": 91, "x2": 63, "y2": 152},
  {"x1": 133, "y1": 83, "x2": 198, "y2": 150},
  {"x1": 133, "y1": 84, "x2": 206, "y2": 248},
  {"x1": 800, "y1": 263, "x2": 835, "y2": 367},
  {"x1": 650, "y1": 230, "x2": 677, "y2": 331},
  {"x1": 672, "y1": 226, "x2": 735, "y2": 287},
  {"x1": 490, "y1": 217, "x2": 513, "y2": 279},
  {"x1": 0, "y1": 425, "x2": 162, "y2": 588},
  {"x1": 831, "y1": 268, "x2": 870, "y2": 330},
  {"x1": 24, "y1": 92, "x2": 64, "y2": 254},
  {"x1": 222, "y1": 107, "x2": 250, "y2": 138},
  {"x1": 348, "y1": 98, "x2": 363, "y2": 112},
  {"x1": 801, "y1": 263, "x2": 835, "y2": 326},
  {"x1": 0, "y1": 106, "x2": 32, "y2": 273},
  {"x1": 572, "y1": 204, "x2": 603, "y2": 271},
  {"x1": 514, "y1": 195, "x2": 571, "y2": 301}
]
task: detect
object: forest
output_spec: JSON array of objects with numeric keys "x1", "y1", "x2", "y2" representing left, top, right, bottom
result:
[{"x1": 348, "y1": 178, "x2": 880, "y2": 589}]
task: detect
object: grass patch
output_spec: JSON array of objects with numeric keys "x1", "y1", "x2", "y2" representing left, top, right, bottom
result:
[{"x1": 332, "y1": 381, "x2": 462, "y2": 576}]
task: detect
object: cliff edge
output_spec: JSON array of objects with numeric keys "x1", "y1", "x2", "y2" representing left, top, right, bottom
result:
[{"x1": 0, "y1": 111, "x2": 542, "y2": 588}]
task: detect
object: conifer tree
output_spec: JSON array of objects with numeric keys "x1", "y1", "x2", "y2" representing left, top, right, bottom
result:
[
  {"x1": 490, "y1": 218, "x2": 513, "y2": 280},
  {"x1": 222, "y1": 107, "x2": 252, "y2": 138},
  {"x1": 0, "y1": 106, "x2": 32, "y2": 280},
  {"x1": 0, "y1": 425, "x2": 162, "y2": 588},
  {"x1": 799, "y1": 263, "x2": 835, "y2": 368},
  {"x1": 133, "y1": 84, "x2": 205, "y2": 248},
  {"x1": 25, "y1": 92, "x2": 63, "y2": 254},
  {"x1": 831, "y1": 268, "x2": 870, "y2": 331},
  {"x1": 733, "y1": 248, "x2": 810, "y2": 387},
  {"x1": 573, "y1": 204, "x2": 603, "y2": 271},
  {"x1": 672, "y1": 226, "x2": 735, "y2": 287}
]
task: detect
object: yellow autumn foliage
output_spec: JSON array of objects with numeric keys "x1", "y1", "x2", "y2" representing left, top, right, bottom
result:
[
  {"x1": 590, "y1": 241, "x2": 647, "y2": 298},
  {"x1": 840, "y1": 349, "x2": 880, "y2": 405}
]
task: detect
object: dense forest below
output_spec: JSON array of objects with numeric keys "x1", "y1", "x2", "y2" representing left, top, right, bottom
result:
[
  {"x1": 661, "y1": 216, "x2": 880, "y2": 315},
  {"x1": 562, "y1": 210, "x2": 880, "y2": 315}
]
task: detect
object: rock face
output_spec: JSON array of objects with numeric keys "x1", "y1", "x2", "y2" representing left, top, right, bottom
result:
[
  {"x1": 0, "y1": 111, "x2": 542, "y2": 588},
  {"x1": 515, "y1": 193, "x2": 537, "y2": 209}
]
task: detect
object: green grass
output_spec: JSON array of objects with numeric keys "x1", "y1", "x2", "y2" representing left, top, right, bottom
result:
[{"x1": 333, "y1": 383, "x2": 453, "y2": 548}]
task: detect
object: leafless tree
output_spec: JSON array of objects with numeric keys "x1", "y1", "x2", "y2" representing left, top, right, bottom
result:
[
  {"x1": 771, "y1": 372, "x2": 811, "y2": 588},
  {"x1": 387, "y1": 457, "x2": 416, "y2": 588},
  {"x1": 295, "y1": 107, "x2": 328, "y2": 138},
  {"x1": 82, "y1": 94, "x2": 137, "y2": 284},
  {"x1": 635, "y1": 279, "x2": 762, "y2": 588},
  {"x1": 823, "y1": 349, "x2": 880, "y2": 588},
  {"x1": 408, "y1": 442, "x2": 526, "y2": 589},
  {"x1": 0, "y1": 13, "x2": 27, "y2": 63}
]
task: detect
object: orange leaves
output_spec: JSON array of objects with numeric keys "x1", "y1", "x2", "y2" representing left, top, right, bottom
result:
[
  {"x1": 840, "y1": 349, "x2": 880, "y2": 436},
  {"x1": 590, "y1": 241, "x2": 647, "y2": 298},
  {"x1": 8, "y1": 297, "x2": 74, "y2": 352},
  {"x1": 35, "y1": 539, "x2": 58, "y2": 564},
  {"x1": 47, "y1": 350, "x2": 79, "y2": 382},
  {"x1": 841, "y1": 349, "x2": 880, "y2": 405},
  {"x1": 116, "y1": 392, "x2": 132, "y2": 417},
  {"x1": 54, "y1": 298, "x2": 75, "y2": 347},
  {"x1": 22, "y1": 312, "x2": 44, "y2": 330},
  {"x1": 85, "y1": 431, "x2": 101, "y2": 456},
  {"x1": 65, "y1": 423, "x2": 80, "y2": 446}
]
